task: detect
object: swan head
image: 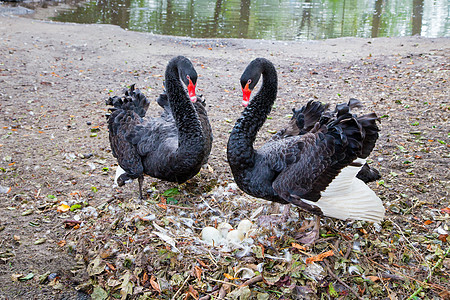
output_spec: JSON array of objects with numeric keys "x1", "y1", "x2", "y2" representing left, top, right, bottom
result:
[
  {"x1": 240, "y1": 58, "x2": 263, "y2": 107},
  {"x1": 177, "y1": 57, "x2": 198, "y2": 103}
]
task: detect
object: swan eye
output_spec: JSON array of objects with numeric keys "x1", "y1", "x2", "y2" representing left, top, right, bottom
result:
[
  {"x1": 186, "y1": 75, "x2": 190, "y2": 80},
  {"x1": 247, "y1": 79, "x2": 252, "y2": 84}
]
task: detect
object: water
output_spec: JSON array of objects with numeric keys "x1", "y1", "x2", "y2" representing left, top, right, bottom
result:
[{"x1": 47, "y1": 0, "x2": 449, "y2": 41}]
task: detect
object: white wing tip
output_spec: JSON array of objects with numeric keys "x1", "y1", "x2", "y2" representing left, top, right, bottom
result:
[
  {"x1": 302, "y1": 177, "x2": 385, "y2": 222},
  {"x1": 114, "y1": 165, "x2": 126, "y2": 186}
]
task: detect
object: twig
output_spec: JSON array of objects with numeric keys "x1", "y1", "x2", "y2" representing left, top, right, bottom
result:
[
  {"x1": 172, "y1": 274, "x2": 190, "y2": 300},
  {"x1": 392, "y1": 220, "x2": 425, "y2": 263},
  {"x1": 323, "y1": 261, "x2": 363, "y2": 300},
  {"x1": 240, "y1": 275, "x2": 263, "y2": 287},
  {"x1": 63, "y1": 220, "x2": 82, "y2": 224},
  {"x1": 379, "y1": 273, "x2": 394, "y2": 300},
  {"x1": 63, "y1": 230, "x2": 73, "y2": 240},
  {"x1": 406, "y1": 246, "x2": 450, "y2": 300},
  {"x1": 380, "y1": 273, "x2": 405, "y2": 281},
  {"x1": 96, "y1": 197, "x2": 117, "y2": 209},
  {"x1": 34, "y1": 188, "x2": 41, "y2": 199},
  {"x1": 166, "y1": 204, "x2": 195, "y2": 210},
  {"x1": 344, "y1": 241, "x2": 352, "y2": 260},
  {"x1": 206, "y1": 277, "x2": 239, "y2": 287},
  {"x1": 207, "y1": 250, "x2": 219, "y2": 267},
  {"x1": 295, "y1": 249, "x2": 314, "y2": 257}
]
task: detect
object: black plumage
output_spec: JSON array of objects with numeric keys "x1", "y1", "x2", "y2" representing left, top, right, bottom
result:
[
  {"x1": 272, "y1": 99, "x2": 381, "y2": 184},
  {"x1": 106, "y1": 56, "x2": 212, "y2": 199},
  {"x1": 155, "y1": 91, "x2": 212, "y2": 166},
  {"x1": 227, "y1": 58, "x2": 384, "y2": 229}
]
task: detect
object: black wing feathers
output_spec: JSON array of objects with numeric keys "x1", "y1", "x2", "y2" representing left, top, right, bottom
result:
[
  {"x1": 107, "y1": 106, "x2": 145, "y2": 179},
  {"x1": 271, "y1": 99, "x2": 380, "y2": 202},
  {"x1": 106, "y1": 84, "x2": 150, "y2": 119}
]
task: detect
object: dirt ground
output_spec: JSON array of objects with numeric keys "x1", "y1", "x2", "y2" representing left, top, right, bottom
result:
[{"x1": 0, "y1": 15, "x2": 449, "y2": 300}]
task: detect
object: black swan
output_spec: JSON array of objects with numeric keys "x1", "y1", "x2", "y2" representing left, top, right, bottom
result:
[
  {"x1": 227, "y1": 58, "x2": 384, "y2": 241},
  {"x1": 106, "y1": 56, "x2": 212, "y2": 199}
]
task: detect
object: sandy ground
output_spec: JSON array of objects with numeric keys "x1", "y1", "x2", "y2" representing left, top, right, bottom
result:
[{"x1": 0, "y1": 15, "x2": 449, "y2": 299}]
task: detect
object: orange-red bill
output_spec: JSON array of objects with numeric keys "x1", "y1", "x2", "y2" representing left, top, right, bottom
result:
[
  {"x1": 242, "y1": 82, "x2": 252, "y2": 107},
  {"x1": 187, "y1": 78, "x2": 197, "y2": 102}
]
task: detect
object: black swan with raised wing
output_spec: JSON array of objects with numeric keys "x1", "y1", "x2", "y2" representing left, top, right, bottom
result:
[
  {"x1": 106, "y1": 56, "x2": 212, "y2": 199},
  {"x1": 227, "y1": 58, "x2": 384, "y2": 241}
]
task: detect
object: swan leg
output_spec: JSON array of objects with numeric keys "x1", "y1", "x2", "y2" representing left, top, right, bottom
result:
[{"x1": 138, "y1": 175, "x2": 144, "y2": 200}]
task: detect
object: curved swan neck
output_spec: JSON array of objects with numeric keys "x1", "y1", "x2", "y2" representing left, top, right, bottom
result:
[
  {"x1": 228, "y1": 59, "x2": 278, "y2": 166},
  {"x1": 243, "y1": 59, "x2": 278, "y2": 138},
  {"x1": 165, "y1": 57, "x2": 204, "y2": 150}
]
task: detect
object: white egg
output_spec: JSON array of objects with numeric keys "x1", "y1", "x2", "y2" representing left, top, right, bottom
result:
[
  {"x1": 237, "y1": 219, "x2": 253, "y2": 235},
  {"x1": 226, "y1": 229, "x2": 245, "y2": 243},
  {"x1": 217, "y1": 222, "x2": 233, "y2": 238},
  {"x1": 201, "y1": 227, "x2": 222, "y2": 245}
]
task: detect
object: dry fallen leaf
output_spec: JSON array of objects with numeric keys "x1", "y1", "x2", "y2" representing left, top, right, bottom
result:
[
  {"x1": 186, "y1": 285, "x2": 199, "y2": 299},
  {"x1": 57, "y1": 204, "x2": 70, "y2": 213},
  {"x1": 224, "y1": 273, "x2": 238, "y2": 280},
  {"x1": 291, "y1": 242, "x2": 307, "y2": 250},
  {"x1": 106, "y1": 262, "x2": 116, "y2": 271},
  {"x1": 306, "y1": 250, "x2": 334, "y2": 264},
  {"x1": 438, "y1": 234, "x2": 449, "y2": 242},
  {"x1": 441, "y1": 207, "x2": 450, "y2": 214},
  {"x1": 366, "y1": 275, "x2": 380, "y2": 282},
  {"x1": 194, "y1": 265, "x2": 202, "y2": 282},
  {"x1": 141, "y1": 272, "x2": 148, "y2": 285},
  {"x1": 149, "y1": 275, "x2": 161, "y2": 293},
  {"x1": 196, "y1": 259, "x2": 208, "y2": 268}
]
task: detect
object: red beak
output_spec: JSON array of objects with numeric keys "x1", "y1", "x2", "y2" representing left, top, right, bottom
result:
[
  {"x1": 187, "y1": 78, "x2": 197, "y2": 103},
  {"x1": 242, "y1": 82, "x2": 252, "y2": 107}
]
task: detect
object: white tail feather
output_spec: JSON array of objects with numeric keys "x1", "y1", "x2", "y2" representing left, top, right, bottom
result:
[
  {"x1": 114, "y1": 165, "x2": 127, "y2": 187},
  {"x1": 302, "y1": 159, "x2": 385, "y2": 223}
]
